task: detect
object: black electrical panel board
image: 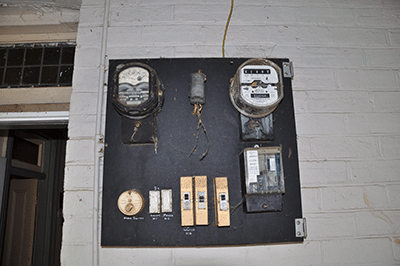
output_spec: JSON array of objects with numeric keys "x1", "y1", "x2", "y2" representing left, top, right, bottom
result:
[{"x1": 101, "y1": 58, "x2": 303, "y2": 247}]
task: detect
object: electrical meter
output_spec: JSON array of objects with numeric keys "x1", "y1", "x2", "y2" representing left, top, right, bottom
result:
[
  {"x1": 112, "y1": 62, "x2": 164, "y2": 120},
  {"x1": 229, "y1": 58, "x2": 283, "y2": 118},
  {"x1": 242, "y1": 146, "x2": 285, "y2": 213}
]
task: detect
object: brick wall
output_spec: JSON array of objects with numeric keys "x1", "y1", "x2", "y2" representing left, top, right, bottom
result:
[{"x1": 63, "y1": 0, "x2": 400, "y2": 265}]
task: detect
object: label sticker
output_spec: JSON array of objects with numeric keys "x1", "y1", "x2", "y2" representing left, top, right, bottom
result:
[
  {"x1": 269, "y1": 156, "x2": 276, "y2": 172},
  {"x1": 246, "y1": 150, "x2": 259, "y2": 183}
]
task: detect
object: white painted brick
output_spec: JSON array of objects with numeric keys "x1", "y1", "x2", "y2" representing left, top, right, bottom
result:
[
  {"x1": 292, "y1": 91, "x2": 308, "y2": 113},
  {"x1": 140, "y1": 25, "x2": 205, "y2": 44},
  {"x1": 62, "y1": 216, "x2": 93, "y2": 243},
  {"x1": 312, "y1": 136, "x2": 380, "y2": 159},
  {"x1": 109, "y1": 5, "x2": 172, "y2": 26},
  {"x1": 76, "y1": 26, "x2": 103, "y2": 48},
  {"x1": 387, "y1": 184, "x2": 400, "y2": 209},
  {"x1": 78, "y1": 6, "x2": 105, "y2": 27},
  {"x1": 107, "y1": 46, "x2": 176, "y2": 59},
  {"x1": 295, "y1": 113, "x2": 346, "y2": 135},
  {"x1": 69, "y1": 92, "x2": 99, "y2": 115},
  {"x1": 226, "y1": 25, "x2": 331, "y2": 46},
  {"x1": 305, "y1": 91, "x2": 372, "y2": 112},
  {"x1": 72, "y1": 68, "x2": 101, "y2": 92},
  {"x1": 66, "y1": 139, "x2": 95, "y2": 163},
  {"x1": 226, "y1": 44, "x2": 277, "y2": 59},
  {"x1": 300, "y1": 187, "x2": 321, "y2": 213},
  {"x1": 394, "y1": 236, "x2": 400, "y2": 262},
  {"x1": 327, "y1": 0, "x2": 384, "y2": 7},
  {"x1": 297, "y1": 6, "x2": 355, "y2": 25},
  {"x1": 61, "y1": 244, "x2": 92, "y2": 266},
  {"x1": 81, "y1": 0, "x2": 106, "y2": 7},
  {"x1": 354, "y1": 7, "x2": 400, "y2": 28},
  {"x1": 292, "y1": 68, "x2": 335, "y2": 89},
  {"x1": 372, "y1": 91, "x2": 400, "y2": 112},
  {"x1": 383, "y1": 0, "x2": 400, "y2": 6},
  {"x1": 248, "y1": 241, "x2": 322, "y2": 266},
  {"x1": 173, "y1": 45, "x2": 222, "y2": 58},
  {"x1": 369, "y1": 113, "x2": 400, "y2": 134},
  {"x1": 235, "y1": 5, "x2": 298, "y2": 24},
  {"x1": 300, "y1": 161, "x2": 347, "y2": 186},
  {"x1": 380, "y1": 136, "x2": 400, "y2": 157},
  {"x1": 346, "y1": 113, "x2": 370, "y2": 134},
  {"x1": 330, "y1": 27, "x2": 388, "y2": 47},
  {"x1": 100, "y1": 248, "x2": 173, "y2": 266},
  {"x1": 357, "y1": 211, "x2": 400, "y2": 236},
  {"x1": 269, "y1": 45, "x2": 302, "y2": 64},
  {"x1": 300, "y1": 47, "x2": 366, "y2": 68},
  {"x1": 389, "y1": 30, "x2": 400, "y2": 46},
  {"x1": 366, "y1": 49, "x2": 400, "y2": 68},
  {"x1": 320, "y1": 185, "x2": 388, "y2": 211},
  {"x1": 323, "y1": 238, "x2": 394, "y2": 264},
  {"x1": 306, "y1": 212, "x2": 356, "y2": 239},
  {"x1": 349, "y1": 159, "x2": 400, "y2": 183},
  {"x1": 64, "y1": 164, "x2": 95, "y2": 189},
  {"x1": 337, "y1": 69, "x2": 397, "y2": 90},
  {"x1": 174, "y1": 247, "x2": 248, "y2": 266},
  {"x1": 173, "y1": 4, "x2": 229, "y2": 23},
  {"x1": 68, "y1": 115, "x2": 97, "y2": 138},
  {"x1": 63, "y1": 190, "x2": 94, "y2": 217},
  {"x1": 297, "y1": 137, "x2": 313, "y2": 161},
  {"x1": 74, "y1": 47, "x2": 102, "y2": 68},
  {"x1": 273, "y1": 26, "x2": 331, "y2": 45},
  {"x1": 109, "y1": 0, "x2": 143, "y2": 7},
  {"x1": 107, "y1": 26, "x2": 141, "y2": 47}
]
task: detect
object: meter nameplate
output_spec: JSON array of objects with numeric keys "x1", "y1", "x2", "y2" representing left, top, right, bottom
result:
[
  {"x1": 180, "y1": 176, "x2": 194, "y2": 226},
  {"x1": 246, "y1": 150, "x2": 260, "y2": 183},
  {"x1": 161, "y1": 189, "x2": 173, "y2": 213},
  {"x1": 149, "y1": 190, "x2": 161, "y2": 214},
  {"x1": 117, "y1": 190, "x2": 144, "y2": 216},
  {"x1": 194, "y1": 176, "x2": 208, "y2": 225},
  {"x1": 214, "y1": 177, "x2": 230, "y2": 227},
  {"x1": 240, "y1": 65, "x2": 279, "y2": 108}
]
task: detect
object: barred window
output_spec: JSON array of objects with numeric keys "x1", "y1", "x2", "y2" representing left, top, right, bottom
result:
[{"x1": 0, "y1": 43, "x2": 75, "y2": 88}]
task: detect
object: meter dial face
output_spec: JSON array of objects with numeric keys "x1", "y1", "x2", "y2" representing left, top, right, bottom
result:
[
  {"x1": 117, "y1": 190, "x2": 144, "y2": 216},
  {"x1": 118, "y1": 67, "x2": 150, "y2": 106},
  {"x1": 239, "y1": 65, "x2": 279, "y2": 108}
]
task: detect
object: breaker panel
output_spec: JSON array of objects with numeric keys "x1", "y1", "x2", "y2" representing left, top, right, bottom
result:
[{"x1": 101, "y1": 58, "x2": 302, "y2": 247}]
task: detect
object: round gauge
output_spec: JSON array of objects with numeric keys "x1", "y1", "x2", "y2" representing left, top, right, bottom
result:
[
  {"x1": 117, "y1": 190, "x2": 144, "y2": 216},
  {"x1": 119, "y1": 66, "x2": 149, "y2": 86},
  {"x1": 117, "y1": 67, "x2": 150, "y2": 107},
  {"x1": 112, "y1": 62, "x2": 164, "y2": 119},
  {"x1": 229, "y1": 58, "x2": 283, "y2": 118}
]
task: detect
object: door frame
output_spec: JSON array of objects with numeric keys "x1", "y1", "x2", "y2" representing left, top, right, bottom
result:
[{"x1": 0, "y1": 127, "x2": 67, "y2": 266}]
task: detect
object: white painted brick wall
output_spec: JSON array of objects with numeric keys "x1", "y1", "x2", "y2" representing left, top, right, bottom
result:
[{"x1": 62, "y1": 0, "x2": 400, "y2": 265}]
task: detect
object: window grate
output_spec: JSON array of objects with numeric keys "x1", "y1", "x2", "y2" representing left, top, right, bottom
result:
[{"x1": 0, "y1": 43, "x2": 76, "y2": 88}]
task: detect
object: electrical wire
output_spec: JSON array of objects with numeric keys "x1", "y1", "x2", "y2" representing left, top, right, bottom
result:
[
  {"x1": 222, "y1": 0, "x2": 234, "y2": 58},
  {"x1": 189, "y1": 103, "x2": 210, "y2": 160}
]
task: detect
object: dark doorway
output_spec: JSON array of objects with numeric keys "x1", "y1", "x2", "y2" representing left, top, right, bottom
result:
[{"x1": 0, "y1": 128, "x2": 67, "y2": 266}]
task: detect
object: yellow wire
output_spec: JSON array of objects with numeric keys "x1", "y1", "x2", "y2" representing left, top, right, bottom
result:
[{"x1": 222, "y1": 0, "x2": 234, "y2": 58}]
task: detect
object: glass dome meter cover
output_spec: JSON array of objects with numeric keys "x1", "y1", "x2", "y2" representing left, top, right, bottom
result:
[
  {"x1": 229, "y1": 58, "x2": 284, "y2": 118},
  {"x1": 112, "y1": 62, "x2": 164, "y2": 119}
]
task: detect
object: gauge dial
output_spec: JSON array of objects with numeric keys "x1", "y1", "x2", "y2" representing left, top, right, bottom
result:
[
  {"x1": 239, "y1": 65, "x2": 279, "y2": 108},
  {"x1": 117, "y1": 190, "x2": 144, "y2": 216},
  {"x1": 119, "y1": 67, "x2": 149, "y2": 86},
  {"x1": 229, "y1": 58, "x2": 284, "y2": 118}
]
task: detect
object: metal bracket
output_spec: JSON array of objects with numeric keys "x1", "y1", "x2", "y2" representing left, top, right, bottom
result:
[
  {"x1": 282, "y1": 61, "x2": 294, "y2": 79},
  {"x1": 295, "y1": 218, "x2": 307, "y2": 238}
]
